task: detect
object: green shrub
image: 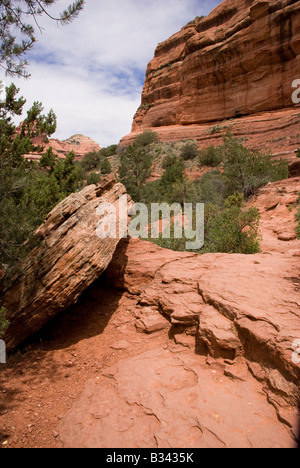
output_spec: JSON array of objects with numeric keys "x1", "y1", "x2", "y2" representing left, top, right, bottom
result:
[
  {"x1": 194, "y1": 171, "x2": 229, "y2": 207},
  {"x1": 161, "y1": 157, "x2": 185, "y2": 186},
  {"x1": 223, "y1": 132, "x2": 288, "y2": 198},
  {"x1": 39, "y1": 147, "x2": 57, "y2": 171},
  {"x1": 208, "y1": 124, "x2": 222, "y2": 135},
  {"x1": 162, "y1": 154, "x2": 178, "y2": 169},
  {"x1": 204, "y1": 203, "x2": 261, "y2": 254},
  {"x1": 180, "y1": 140, "x2": 198, "y2": 160},
  {"x1": 151, "y1": 199, "x2": 261, "y2": 255},
  {"x1": 100, "y1": 157, "x2": 112, "y2": 175},
  {"x1": 80, "y1": 150, "x2": 102, "y2": 172},
  {"x1": 86, "y1": 172, "x2": 101, "y2": 185},
  {"x1": 134, "y1": 130, "x2": 158, "y2": 147},
  {"x1": 100, "y1": 145, "x2": 117, "y2": 157},
  {"x1": 118, "y1": 144, "x2": 153, "y2": 201},
  {"x1": 198, "y1": 145, "x2": 224, "y2": 167}
]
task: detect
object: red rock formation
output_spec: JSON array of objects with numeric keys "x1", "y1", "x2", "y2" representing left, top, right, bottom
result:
[
  {"x1": 122, "y1": 0, "x2": 300, "y2": 171},
  {"x1": 132, "y1": 0, "x2": 300, "y2": 130},
  {"x1": 25, "y1": 133, "x2": 101, "y2": 162}
]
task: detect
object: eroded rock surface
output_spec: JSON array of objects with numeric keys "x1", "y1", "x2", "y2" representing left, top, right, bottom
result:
[
  {"x1": 104, "y1": 177, "x2": 300, "y2": 410},
  {"x1": 59, "y1": 346, "x2": 296, "y2": 448}
]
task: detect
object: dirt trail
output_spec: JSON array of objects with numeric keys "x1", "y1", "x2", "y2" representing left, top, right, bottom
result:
[{"x1": 0, "y1": 283, "x2": 297, "y2": 448}]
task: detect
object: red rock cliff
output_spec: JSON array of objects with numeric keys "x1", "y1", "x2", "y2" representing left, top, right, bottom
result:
[{"x1": 131, "y1": 0, "x2": 300, "y2": 131}]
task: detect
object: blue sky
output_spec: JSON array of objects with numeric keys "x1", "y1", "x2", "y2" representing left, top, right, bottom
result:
[{"x1": 3, "y1": 0, "x2": 222, "y2": 147}]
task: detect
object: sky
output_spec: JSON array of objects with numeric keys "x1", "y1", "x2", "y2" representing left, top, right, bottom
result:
[{"x1": 2, "y1": 0, "x2": 222, "y2": 147}]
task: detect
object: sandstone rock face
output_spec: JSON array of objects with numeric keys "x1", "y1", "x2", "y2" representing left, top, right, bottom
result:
[
  {"x1": 122, "y1": 0, "x2": 300, "y2": 176},
  {"x1": 3, "y1": 177, "x2": 130, "y2": 351},
  {"x1": 198, "y1": 305, "x2": 242, "y2": 359},
  {"x1": 131, "y1": 0, "x2": 300, "y2": 131}
]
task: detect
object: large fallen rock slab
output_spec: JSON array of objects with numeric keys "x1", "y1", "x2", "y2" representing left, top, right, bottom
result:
[{"x1": 3, "y1": 177, "x2": 130, "y2": 351}]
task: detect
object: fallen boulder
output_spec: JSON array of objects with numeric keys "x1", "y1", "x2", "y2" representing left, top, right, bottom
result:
[{"x1": 3, "y1": 177, "x2": 130, "y2": 350}]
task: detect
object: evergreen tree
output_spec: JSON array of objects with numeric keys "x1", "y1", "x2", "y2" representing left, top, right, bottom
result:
[
  {"x1": 222, "y1": 132, "x2": 288, "y2": 198},
  {"x1": 100, "y1": 157, "x2": 112, "y2": 175},
  {"x1": 0, "y1": 0, "x2": 85, "y2": 77},
  {"x1": 0, "y1": 82, "x2": 81, "y2": 273},
  {"x1": 118, "y1": 144, "x2": 153, "y2": 201}
]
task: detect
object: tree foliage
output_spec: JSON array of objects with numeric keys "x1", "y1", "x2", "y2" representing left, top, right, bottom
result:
[
  {"x1": 123, "y1": 134, "x2": 289, "y2": 255},
  {"x1": 0, "y1": 82, "x2": 81, "y2": 274},
  {"x1": 100, "y1": 156, "x2": 111, "y2": 175},
  {"x1": 0, "y1": 0, "x2": 85, "y2": 77},
  {"x1": 203, "y1": 197, "x2": 261, "y2": 254},
  {"x1": 180, "y1": 140, "x2": 198, "y2": 160},
  {"x1": 133, "y1": 130, "x2": 158, "y2": 147},
  {"x1": 198, "y1": 145, "x2": 224, "y2": 167},
  {"x1": 118, "y1": 134, "x2": 155, "y2": 201},
  {"x1": 222, "y1": 132, "x2": 288, "y2": 198}
]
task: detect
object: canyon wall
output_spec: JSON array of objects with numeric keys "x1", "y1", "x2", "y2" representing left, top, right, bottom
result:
[{"x1": 129, "y1": 0, "x2": 300, "y2": 135}]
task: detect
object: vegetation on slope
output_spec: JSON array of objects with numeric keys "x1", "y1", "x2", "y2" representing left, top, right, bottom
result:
[{"x1": 118, "y1": 131, "x2": 288, "y2": 255}]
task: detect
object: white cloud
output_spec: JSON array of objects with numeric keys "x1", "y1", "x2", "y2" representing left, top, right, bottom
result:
[{"x1": 5, "y1": 0, "x2": 221, "y2": 147}]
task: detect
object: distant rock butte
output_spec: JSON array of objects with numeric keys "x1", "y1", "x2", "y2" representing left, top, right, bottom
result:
[
  {"x1": 26, "y1": 133, "x2": 101, "y2": 161},
  {"x1": 122, "y1": 0, "x2": 300, "y2": 167}
]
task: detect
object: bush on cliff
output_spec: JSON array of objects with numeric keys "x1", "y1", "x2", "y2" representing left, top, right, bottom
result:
[
  {"x1": 180, "y1": 140, "x2": 198, "y2": 160},
  {"x1": 80, "y1": 150, "x2": 102, "y2": 172},
  {"x1": 198, "y1": 145, "x2": 224, "y2": 167},
  {"x1": 100, "y1": 157, "x2": 112, "y2": 175},
  {"x1": 129, "y1": 134, "x2": 289, "y2": 255},
  {"x1": 222, "y1": 132, "x2": 288, "y2": 198},
  {"x1": 80, "y1": 146, "x2": 115, "y2": 174},
  {"x1": 134, "y1": 130, "x2": 158, "y2": 147}
]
